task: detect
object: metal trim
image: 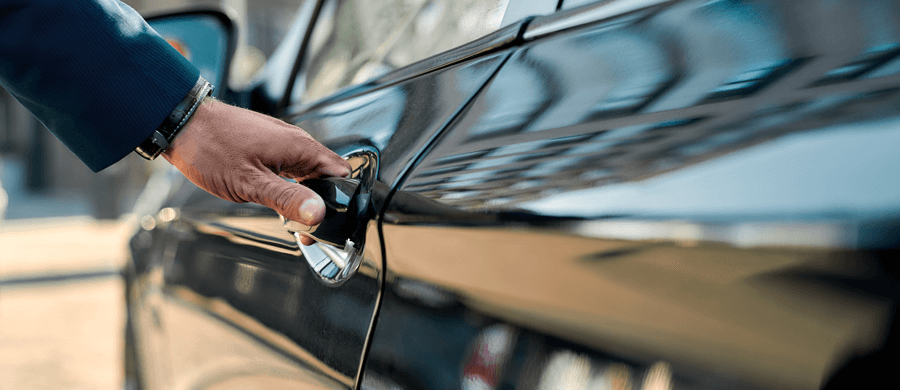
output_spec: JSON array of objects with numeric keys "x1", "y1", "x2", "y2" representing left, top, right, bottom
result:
[{"x1": 288, "y1": 18, "x2": 531, "y2": 115}]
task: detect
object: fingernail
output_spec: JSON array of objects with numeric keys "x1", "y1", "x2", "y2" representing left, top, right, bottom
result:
[
  {"x1": 325, "y1": 168, "x2": 352, "y2": 178},
  {"x1": 299, "y1": 197, "x2": 324, "y2": 225}
]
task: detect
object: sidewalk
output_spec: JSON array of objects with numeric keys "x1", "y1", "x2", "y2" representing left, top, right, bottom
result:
[
  {"x1": 1, "y1": 216, "x2": 133, "y2": 390},
  {"x1": 0, "y1": 216, "x2": 131, "y2": 279}
]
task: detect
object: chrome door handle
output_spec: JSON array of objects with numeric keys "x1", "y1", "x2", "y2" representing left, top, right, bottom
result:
[{"x1": 281, "y1": 147, "x2": 378, "y2": 285}]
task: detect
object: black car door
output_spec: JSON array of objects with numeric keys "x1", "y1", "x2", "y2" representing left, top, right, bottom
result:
[
  {"x1": 359, "y1": 1, "x2": 900, "y2": 390},
  {"x1": 139, "y1": 2, "x2": 379, "y2": 390},
  {"x1": 147, "y1": 0, "x2": 527, "y2": 389}
]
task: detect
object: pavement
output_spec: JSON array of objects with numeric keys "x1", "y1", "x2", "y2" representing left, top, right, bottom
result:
[
  {"x1": 1, "y1": 157, "x2": 134, "y2": 390},
  {"x1": 0, "y1": 217, "x2": 132, "y2": 390}
]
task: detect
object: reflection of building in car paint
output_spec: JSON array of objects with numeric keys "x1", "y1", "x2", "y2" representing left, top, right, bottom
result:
[
  {"x1": 404, "y1": 0, "x2": 900, "y2": 215},
  {"x1": 463, "y1": 324, "x2": 516, "y2": 390}
]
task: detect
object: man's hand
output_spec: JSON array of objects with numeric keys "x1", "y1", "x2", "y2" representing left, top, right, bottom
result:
[{"x1": 162, "y1": 98, "x2": 350, "y2": 245}]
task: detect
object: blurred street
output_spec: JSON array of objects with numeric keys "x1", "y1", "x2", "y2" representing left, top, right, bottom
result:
[
  {"x1": 0, "y1": 216, "x2": 132, "y2": 390},
  {"x1": 1, "y1": 139, "x2": 132, "y2": 390}
]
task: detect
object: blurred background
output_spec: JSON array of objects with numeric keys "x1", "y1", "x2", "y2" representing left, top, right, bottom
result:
[
  {"x1": 0, "y1": 1, "x2": 302, "y2": 389},
  {"x1": 0, "y1": 0, "x2": 300, "y2": 222}
]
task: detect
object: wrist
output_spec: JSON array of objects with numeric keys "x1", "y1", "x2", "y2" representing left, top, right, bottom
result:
[
  {"x1": 160, "y1": 96, "x2": 214, "y2": 162},
  {"x1": 135, "y1": 76, "x2": 214, "y2": 160}
]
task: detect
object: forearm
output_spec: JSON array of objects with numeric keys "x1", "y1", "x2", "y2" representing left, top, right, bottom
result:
[{"x1": 0, "y1": 0, "x2": 199, "y2": 172}]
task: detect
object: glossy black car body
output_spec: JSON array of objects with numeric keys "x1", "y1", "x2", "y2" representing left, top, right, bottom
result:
[{"x1": 126, "y1": 1, "x2": 900, "y2": 389}]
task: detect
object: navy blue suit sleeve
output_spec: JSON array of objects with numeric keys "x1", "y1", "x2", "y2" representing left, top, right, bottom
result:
[{"x1": 0, "y1": 0, "x2": 200, "y2": 172}]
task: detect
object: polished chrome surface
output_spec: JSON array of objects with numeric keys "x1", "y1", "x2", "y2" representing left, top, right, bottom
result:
[
  {"x1": 283, "y1": 148, "x2": 378, "y2": 246},
  {"x1": 284, "y1": 148, "x2": 378, "y2": 285},
  {"x1": 281, "y1": 178, "x2": 357, "y2": 245},
  {"x1": 297, "y1": 237, "x2": 361, "y2": 285}
]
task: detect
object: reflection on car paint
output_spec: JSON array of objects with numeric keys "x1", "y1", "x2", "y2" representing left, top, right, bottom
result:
[
  {"x1": 462, "y1": 324, "x2": 516, "y2": 390},
  {"x1": 404, "y1": 0, "x2": 900, "y2": 217},
  {"x1": 130, "y1": 1, "x2": 900, "y2": 389},
  {"x1": 295, "y1": 0, "x2": 513, "y2": 105},
  {"x1": 293, "y1": 51, "x2": 511, "y2": 186},
  {"x1": 374, "y1": 1, "x2": 900, "y2": 390},
  {"x1": 130, "y1": 202, "x2": 383, "y2": 388}
]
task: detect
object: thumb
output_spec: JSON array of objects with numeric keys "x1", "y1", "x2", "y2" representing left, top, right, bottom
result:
[{"x1": 250, "y1": 171, "x2": 326, "y2": 227}]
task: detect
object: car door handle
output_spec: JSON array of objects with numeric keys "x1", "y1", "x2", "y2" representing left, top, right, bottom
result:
[{"x1": 281, "y1": 147, "x2": 378, "y2": 285}]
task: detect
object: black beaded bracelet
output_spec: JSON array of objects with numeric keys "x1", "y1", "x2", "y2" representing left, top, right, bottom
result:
[{"x1": 134, "y1": 76, "x2": 214, "y2": 160}]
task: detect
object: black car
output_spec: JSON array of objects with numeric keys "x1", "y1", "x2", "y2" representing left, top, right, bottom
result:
[{"x1": 126, "y1": 1, "x2": 900, "y2": 389}]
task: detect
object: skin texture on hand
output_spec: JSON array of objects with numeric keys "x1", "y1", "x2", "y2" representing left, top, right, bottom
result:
[{"x1": 162, "y1": 98, "x2": 350, "y2": 245}]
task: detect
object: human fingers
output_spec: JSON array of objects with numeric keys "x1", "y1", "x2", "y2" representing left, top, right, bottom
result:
[
  {"x1": 246, "y1": 169, "x2": 328, "y2": 227},
  {"x1": 161, "y1": 98, "x2": 347, "y2": 228},
  {"x1": 263, "y1": 122, "x2": 351, "y2": 181}
]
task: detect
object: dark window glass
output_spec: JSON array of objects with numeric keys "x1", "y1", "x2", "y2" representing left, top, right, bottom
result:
[{"x1": 292, "y1": 0, "x2": 512, "y2": 106}]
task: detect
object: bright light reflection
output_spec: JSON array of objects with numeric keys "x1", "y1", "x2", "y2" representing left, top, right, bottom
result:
[
  {"x1": 157, "y1": 207, "x2": 177, "y2": 222},
  {"x1": 641, "y1": 362, "x2": 673, "y2": 390},
  {"x1": 537, "y1": 351, "x2": 592, "y2": 390},
  {"x1": 537, "y1": 352, "x2": 674, "y2": 390},
  {"x1": 139, "y1": 215, "x2": 156, "y2": 231},
  {"x1": 234, "y1": 263, "x2": 258, "y2": 295}
]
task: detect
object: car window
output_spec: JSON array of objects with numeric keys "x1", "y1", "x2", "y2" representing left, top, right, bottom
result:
[
  {"x1": 500, "y1": 0, "x2": 559, "y2": 27},
  {"x1": 292, "y1": 0, "x2": 512, "y2": 106},
  {"x1": 243, "y1": 0, "x2": 310, "y2": 58},
  {"x1": 560, "y1": 0, "x2": 598, "y2": 10}
]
